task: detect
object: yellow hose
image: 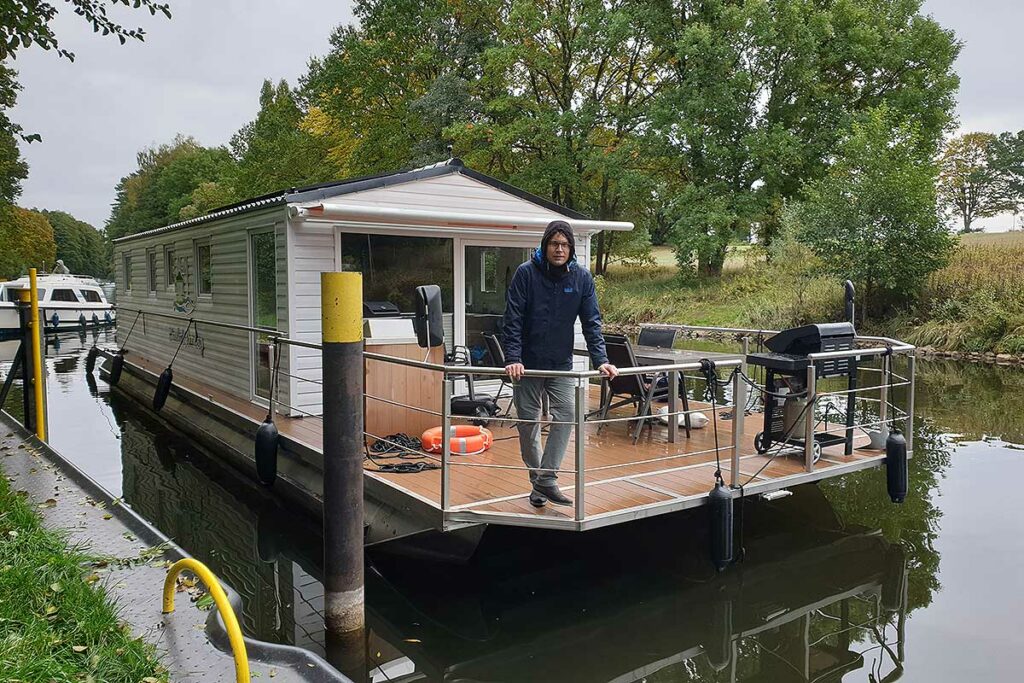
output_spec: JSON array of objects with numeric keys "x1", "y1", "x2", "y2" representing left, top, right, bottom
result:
[
  {"x1": 162, "y1": 558, "x2": 250, "y2": 683},
  {"x1": 28, "y1": 269, "x2": 45, "y2": 441}
]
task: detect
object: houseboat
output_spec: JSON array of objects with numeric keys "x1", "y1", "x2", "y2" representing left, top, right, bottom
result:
[
  {"x1": 0, "y1": 272, "x2": 115, "y2": 339},
  {"x1": 107, "y1": 158, "x2": 916, "y2": 554}
]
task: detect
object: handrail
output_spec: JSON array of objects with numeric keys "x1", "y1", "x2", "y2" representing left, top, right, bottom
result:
[
  {"x1": 162, "y1": 558, "x2": 250, "y2": 683},
  {"x1": 114, "y1": 305, "x2": 278, "y2": 336}
]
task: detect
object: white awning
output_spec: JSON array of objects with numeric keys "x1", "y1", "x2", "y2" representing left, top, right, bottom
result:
[{"x1": 291, "y1": 202, "x2": 634, "y2": 233}]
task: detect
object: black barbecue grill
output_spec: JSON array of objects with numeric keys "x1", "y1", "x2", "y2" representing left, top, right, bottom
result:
[{"x1": 746, "y1": 323, "x2": 858, "y2": 458}]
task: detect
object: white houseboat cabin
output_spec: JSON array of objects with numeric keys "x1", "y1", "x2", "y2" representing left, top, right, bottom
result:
[{"x1": 111, "y1": 158, "x2": 632, "y2": 423}]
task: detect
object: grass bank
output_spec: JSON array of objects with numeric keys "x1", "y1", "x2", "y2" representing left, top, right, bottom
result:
[
  {"x1": 0, "y1": 469, "x2": 165, "y2": 682},
  {"x1": 599, "y1": 233, "x2": 1024, "y2": 355}
]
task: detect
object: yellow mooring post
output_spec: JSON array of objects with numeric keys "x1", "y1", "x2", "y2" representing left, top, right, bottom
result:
[
  {"x1": 28, "y1": 268, "x2": 46, "y2": 441},
  {"x1": 162, "y1": 558, "x2": 249, "y2": 683},
  {"x1": 320, "y1": 271, "x2": 365, "y2": 676}
]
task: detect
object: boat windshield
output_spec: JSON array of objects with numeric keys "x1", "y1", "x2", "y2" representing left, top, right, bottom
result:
[{"x1": 81, "y1": 290, "x2": 103, "y2": 303}]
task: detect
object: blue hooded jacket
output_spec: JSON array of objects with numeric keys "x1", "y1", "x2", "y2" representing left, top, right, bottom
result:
[{"x1": 501, "y1": 222, "x2": 608, "y2": 371}]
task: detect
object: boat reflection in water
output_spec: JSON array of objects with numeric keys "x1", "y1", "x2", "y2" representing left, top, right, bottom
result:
[{"x1": 364, "y1": 487, "x2": 909, "y2": 682}]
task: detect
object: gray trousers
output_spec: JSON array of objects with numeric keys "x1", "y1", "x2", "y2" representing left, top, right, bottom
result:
[{"x1": 513, "y1": 376, "x2": 575, "y2": 488}]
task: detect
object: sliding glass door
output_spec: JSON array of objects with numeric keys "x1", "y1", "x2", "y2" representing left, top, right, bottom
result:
[{"x1": 463, "y1": 244, "x2": 532, "y2": 365}]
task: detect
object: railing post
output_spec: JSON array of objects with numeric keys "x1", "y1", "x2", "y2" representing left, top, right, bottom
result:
[
  {"x1": 731, "y1": 364, "x2": 744, "y2": 487},
  {"x1": 906, "y1": 354, "x2": 916, "y2": 454},
  {"x1": 575, "y1": 378, "x2": 587, "y2": 523},
  {"x1": 441, "y1": 376, "x2": 452, "y2": 514},
  {"x1": 319, "y1": 271, "x2": 364, "y2": 674},
  {"x1": 804, "y1": 362, "x2": 816, "y2": 472},
  {"x1": 668, "y1": 369, "x2": 678, "y2": 443},
  {"x1": 878, "y1": 354, "x2": 889, "y2": 433}
]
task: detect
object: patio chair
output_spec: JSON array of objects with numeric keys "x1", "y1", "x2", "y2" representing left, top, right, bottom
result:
[
  {"x1": 482, "y1": 332, "x2": 514, "y2": 417},
  {"x1": 596, "y1": 334, "x2": 684, "y2": 444},
  {"x1": 634, "y1": 325, "x2": 692, "y2": 438},
  {"x1": 637, "y1": 325, "x2": 678, "y2": 349}
]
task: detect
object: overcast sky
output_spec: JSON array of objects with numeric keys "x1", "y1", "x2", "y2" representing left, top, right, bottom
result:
[{"x1": 8, "y1": 0, "x2": 1024, "y2": 230}]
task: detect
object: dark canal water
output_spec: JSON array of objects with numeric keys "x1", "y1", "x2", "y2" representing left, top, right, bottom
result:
[{"x1": 2, "y1": 330, "x2": 1023, "y2": 681}]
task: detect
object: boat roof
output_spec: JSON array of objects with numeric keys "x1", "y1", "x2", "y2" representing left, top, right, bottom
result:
[
  {"x1": 113, "y1": 158, "x2": 588, "y2": 244},
  {"x1": 1, "y1": 274, "x2": 103, "y2": 288}
]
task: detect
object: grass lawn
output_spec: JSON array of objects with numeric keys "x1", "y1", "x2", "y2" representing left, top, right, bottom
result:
[
  {"x1": 0, "y1": 470, "x2": 165, "y2": 682},
  {"x1": 600, "y1": 233, "x2": 1024, "y2": 354}
]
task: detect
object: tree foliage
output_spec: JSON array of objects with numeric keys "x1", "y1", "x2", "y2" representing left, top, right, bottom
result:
[
  {"x1": 105, "y1": 135, "x2": 234, "y2": 241},
  {"x1": 937, "y1": 133, "x2": 1017, "y2": 233},
  {"x1": 38, "y1": 208, "x2": 107, "y2": 277},
  {"x1": 0, "y1": 64, "x2": 27, "y2": 204},
  {"x1": 790, "y1": 106, "x2": 953, "y2": 318},
  {"x1": 0, "y1": 205, "x2": 56, "y2": 278},
  {"x1": 229, "y1": 79, "x2": 337, "y2": 200},
  {"x1": 0, "y1": 0, "x2": 171, "y2": 62},
  {"x1": 653, "y1": 0, "x2": 960, "y2": 276}
]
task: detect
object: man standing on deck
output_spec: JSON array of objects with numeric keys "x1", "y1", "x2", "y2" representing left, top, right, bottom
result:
[{"x1": 502, "y1": 220, "x2": 618, "y2": 507}]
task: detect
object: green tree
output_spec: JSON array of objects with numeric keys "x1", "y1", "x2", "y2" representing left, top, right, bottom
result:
[
  {"x1": 229, "y1": 79, "x2": 336, "y2": 199},
  {"x1": 937, "y1": 132, "x2": 1016, "y2": 233},
  {"x1": 449, "y1": 0, "x2": 664, "y2": 274},
  {"x1": 0, "y1": 204, "x2": 56, "y2": 278},
  {"x1": 790, "y1": 106, "x2": 953, "y2": 320},
  {"x1": 0, "y1": 0, "x2": 171, "y2": 62},
  {"x1": 105, "y1": 135, "x2": 235, "y2": 241},
  {"x1": 987, "y1": 130, "x2": 1024, "y2": 220},
  {"x1": 37, "y1": 209, "x2": 107, "y2": 278},
  {"x1": 651, "y1": 0, "x2": 960, "y2": 276},
  {"x1": 303, "y1": 0, "x2": 494, "y2": 175},
  {"x1": 0, "y1": 65, "x2": 27, "y2": 204}
]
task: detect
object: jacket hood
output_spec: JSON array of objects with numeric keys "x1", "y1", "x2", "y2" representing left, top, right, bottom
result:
[{"x1": 534, "y1": 220, "x2": 577, "y2": 277}]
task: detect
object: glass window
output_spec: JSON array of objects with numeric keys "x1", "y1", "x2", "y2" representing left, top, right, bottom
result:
[
  {"x1": 195, "y1": 242, "x2": 212, "y2": 295},
  {"x1": 82, "y1": 290, "x2": 102, "y2": 303},
  {"x1": 123, "y1": 254, "x2": 132, "y2": 291},
  {"x1": 165, "y1": 248, "x2": 175, "y2": 287},
  {"x1": 148, "y1": 250, "x2": 158, "y2": 293},
  {"x1": 339, "y1": 233, "x2": 453, "y2": 313},
  {"x1": 51, "y1": 288, "x2": 79, "y2": 302}
]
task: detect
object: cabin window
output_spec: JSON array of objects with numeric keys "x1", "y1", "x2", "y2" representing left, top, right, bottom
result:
[
  {"x1": 123, "y1": 254, "x2": 132, "y2": 291},
  {"x1": 147, "y1": 250, "x2": 158, "y2": 293},
  {"x1": 339, "y1": 233, "x2": 454, "y2": 313},
  {"x1": 195, "y1": 241, "x2": 212, "y2": 296},
  {"x1": 164, "y1": 248, "x2": 175, "y2": 287},
  {"x1": 82, "y1": 290, "x2": 102, "y2": 303},
  {"x1": 51, "y1": 288, "x2": 79, "y2": 303}
]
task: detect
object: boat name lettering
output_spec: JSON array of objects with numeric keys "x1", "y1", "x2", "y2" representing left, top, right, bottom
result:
[{"x1": 168, "y1": 326, "x2": 205, "y2": 356}]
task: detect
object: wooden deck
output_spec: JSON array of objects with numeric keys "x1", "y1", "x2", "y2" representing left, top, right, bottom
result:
[{"x1": 125, "y1": 351, "x2": 885, "y2": 530}]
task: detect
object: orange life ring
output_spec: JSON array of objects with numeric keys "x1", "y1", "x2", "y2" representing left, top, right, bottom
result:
[{"x1": 421, "y1": 425, "x2": 493, "y2": 455}]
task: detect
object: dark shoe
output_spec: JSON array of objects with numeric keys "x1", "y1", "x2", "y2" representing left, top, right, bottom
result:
[
  {"x1": 534, "y1": 484, "x2": 572, "y2": 506},
  {"x1": 529, "y1": 489, "x2": 547, "y2": 507}
]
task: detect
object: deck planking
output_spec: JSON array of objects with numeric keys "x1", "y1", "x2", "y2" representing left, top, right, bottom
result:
[{"x1": 125, "y1": 352, "x2": 882, "y2": 525}]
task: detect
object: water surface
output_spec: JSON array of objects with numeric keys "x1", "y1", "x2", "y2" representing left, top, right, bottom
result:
[{"x1": 2, "y1": 332, "x2": 1022, "y2": 681}]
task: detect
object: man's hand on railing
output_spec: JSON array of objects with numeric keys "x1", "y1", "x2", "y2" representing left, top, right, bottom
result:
[
  {"x1": 505, "y1": 362, "x2": 525, "y2": 381},
  {"x1": 599, "y1": 363, "x2": 618, "y2": 379}
]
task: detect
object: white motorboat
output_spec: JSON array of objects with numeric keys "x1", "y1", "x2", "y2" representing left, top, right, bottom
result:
[{"x1": 0, "y1": 272, "x2": 115, "y2": 339}]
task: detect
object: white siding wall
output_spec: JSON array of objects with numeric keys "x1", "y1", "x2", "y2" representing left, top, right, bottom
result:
[
  {"x1": 286, "y1": 222, "x2": 335, "y2": 417},
  {"x1": 112, "y1": 207, "x2": 287, "y2": 402}
]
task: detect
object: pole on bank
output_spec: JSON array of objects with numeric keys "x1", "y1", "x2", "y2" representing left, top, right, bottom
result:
[
  {"x1": 14, "y1": 270, "x2": 46, "y2": 440},
  {"x1": 320, "y1": 272, "x2": 365, "y2": 673}
]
